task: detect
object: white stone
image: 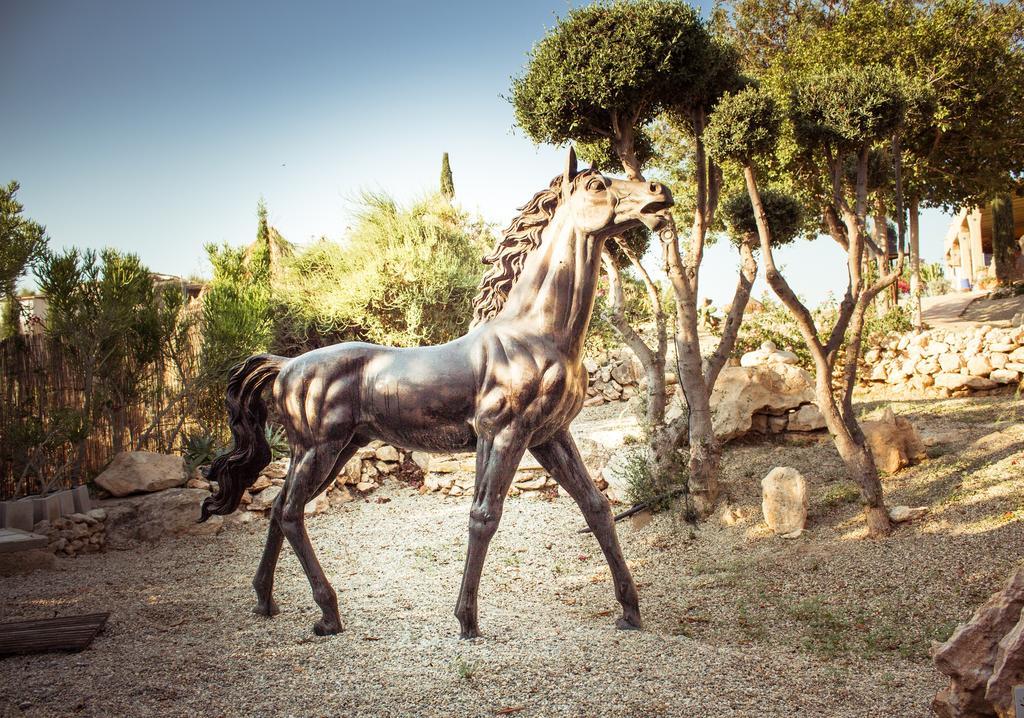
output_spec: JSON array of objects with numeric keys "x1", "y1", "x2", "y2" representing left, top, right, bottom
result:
[
  {"x1": 889, "y1": 505, "x2": 929, "y2": 523},
  {"x1": 303, "y1": 492, "x2": 329, "y2": 516},
  {"x1": 787, "y1": 404, "x2": 826, "y2": 432},
  {"x1": 375, "y1": 445, "x2": 400, "y2": 462},
  {"x1": 761, "y1": 467, "x2": 808, "y2": 535},
  {"x1": 935, "y1": 373, "x2": 972, "y2": 390},
  {"x1": 990, "y1": 369, "x2": 1021, "y2": 384},
  {"x1": 966, "y1": 355, "x2": 993, "y2": 377},
  {"x1": 411, "y1": 452, "x2": 431, "y2": 471},
  {"x1": 990, "y1": 353, "x2": 1010, "y2": 369},
  {"x1": 711, "y1": 364, "x2": 816, "y2": 442},
  {"x1": 247, "y1": 484, "x2": 281, "y2": 511},
  {"x1": 939, "y1": 353, "x2": 964, "y2": 372},
  {"x1": 95, "y1": 452, "x2": 187, "y2": 497}
]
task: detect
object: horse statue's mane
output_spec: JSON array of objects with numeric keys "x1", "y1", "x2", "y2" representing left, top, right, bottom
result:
[{"x1": 470, "y1": 169, "x2": 598, "y2": 326}]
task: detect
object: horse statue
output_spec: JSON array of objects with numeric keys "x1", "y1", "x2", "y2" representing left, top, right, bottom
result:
[{"x1": 200, "y1": 148, "x2": 674, "y2": 639}]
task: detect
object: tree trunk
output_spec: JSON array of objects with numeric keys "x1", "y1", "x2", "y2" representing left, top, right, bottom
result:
[
  {"x1": 992, "y1": 193, "x2": 1017, "y2": 287},
  {"x1": 601, "y1": 254, "x2": 666, "y2": 428},
  {"x1": 745, "y1": 165, "x2": 892, "y2": 538},
  {"x1": 909, "y1": 194, "x2": 922, "y2": 330}
]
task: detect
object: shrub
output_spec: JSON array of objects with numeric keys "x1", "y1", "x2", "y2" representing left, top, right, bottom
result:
[
  {"x1": 735, "y1": 296, "x2": 912, "y2": 371},
  {"x1": 274, "y1": 192, "x2": 488, "y2": 352}
]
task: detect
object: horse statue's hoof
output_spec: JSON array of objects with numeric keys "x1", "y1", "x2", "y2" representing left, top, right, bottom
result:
[
  {"x1": 615, "y1": 616, "x2": 642, "y2": 631},
  {"x1": 253, "y1": 600, "x2": 280, "y2": 617},
  {"x1": 313, "y1": 619, "x2": 343, "y2": 636}
]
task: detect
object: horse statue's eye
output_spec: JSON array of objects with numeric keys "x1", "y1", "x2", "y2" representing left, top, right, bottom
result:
[{"x1": 587, "y1": 179, "x2": 605, "y2": 191}]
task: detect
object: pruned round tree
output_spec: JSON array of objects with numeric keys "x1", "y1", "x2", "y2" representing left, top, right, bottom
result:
[{"x1": 511, "y1": 0, "x2": 721, "y2": 179}]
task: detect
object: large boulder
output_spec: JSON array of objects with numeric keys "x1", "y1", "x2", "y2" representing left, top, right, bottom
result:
[
  {"x1": 95, "y1": 452, "x2": 187, "y2": 497},
  {"x1": 860, "y1": 408, "x2": 927, "y2": 474},
  {"x1": 933, "y1": 566, "x2": 1024, "y2": 718},
  {"x1": 760, "y1": 467, "x2": 808, "y2": 535},
  {"x1": 105, "y1": 488, "x2": 222, "y2": 544},
  {"x1": 711, "y1": 364, "x2": 816, "y2": 442}
]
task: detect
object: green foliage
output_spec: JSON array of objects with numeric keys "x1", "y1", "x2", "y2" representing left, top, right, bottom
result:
[
  {"x1": 440, "y1": 152, "x2": 455, "y2": 200},
  {"x1": 735, "y1": 297, "x2": 911, "y2": 370},
  {"x1": 703, "y1": 85, "x2": 780, "y2": 166},
  {"x1": 37, "y1": 248, "x2": 164, "y2": 407},
  {"x1": 0, "y1": 181, "x2": 48, "y2": 337},
  {"x1": 787, "y1": 64, "x2": 912, "y2": 154},
  {"x1": 201, "y1": 241, "x2": 273, "y2": 376},
  {"x1": 719, "y1": 188, "x2": 803, "y2": 248},
  {"x1": 4, "y1": 408, "x2": 89, "y2": 496},
  {"x1": 265, "y1": 424, "x2": 289, "y2": 460},
  {"x1": 734, "y1": 298, "x2": 815, "y2": 368},
  {"x1": 183, "y1": 433, "x2": 226, "y2": 472},
  {"x1": 575, "y1": 131, "x2": 655, "y2": 173},
  {"x1": 511, "y1": 1, "x2": 731, "y2": 149},
  {"x1": 587, "y1": 265, "x2": 668, "y2": 355},
  {"x1": 275, "y1": 192, "x2": 486, "y2": 351}
]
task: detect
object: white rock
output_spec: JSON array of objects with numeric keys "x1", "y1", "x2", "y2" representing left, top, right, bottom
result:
[
  {"x1": 935, "y1": 373, "x2": 972, "y2": 390},
  {"x1": 966, "y1": 355, "x2": 993, "y2": 377},
  {"x1": 938, "y1": 353, "x2": 964, "y2": 372},
  {"x1": 711, "y1": 365, "x2": 816, "y2": 442},
  {"x1": 303, "y1": 492, "x2": 329, "y2": 516},
  {"x1": 888, "y1": 505, "x2": 929, "y2": 523},
  {"x1": 990, "y1": 369, "x2": 1021, "y2": 384},
  {"x1": 761, "y1": 467, "x2": 808, "y2": 535},
  {"x1": 411, "y1": 452, "x2": 431, "y2": 471},
  {"x1": 787, "y1": 403, "x2": 827, "y2": 432},
  {"x1": 375, "y1": 445, "x2": 400, "y2": 462},
  {"x1": 95, "y1": 452, "x2": 187, "y2": 497},
  {"x1": 247, "y1": 484, "x2": 281, "y2": 511}
]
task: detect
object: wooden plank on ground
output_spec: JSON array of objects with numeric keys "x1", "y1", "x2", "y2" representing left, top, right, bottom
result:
[{"x1": 0, "y1": 613, "x2": 109, "y2": 656}]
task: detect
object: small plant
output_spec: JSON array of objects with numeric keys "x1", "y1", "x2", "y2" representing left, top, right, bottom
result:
[
  {"x1": 789, "y1": 598, "x2": 851, "y2": 658},
  {"x1": 183, "y1": 432, "x2": 226, "y2": 472},
  {"x1": 452, "y1": 655, "x2": 476, "y2": 681},
  {"x1": 622, "y1": 447, "x2": 658, "y2": 508},
  {"x1": 265, "y1": 423, "x2": 289, "y2": 460},
  {"x1": 818, "y1": 482, "x2": 861, "y2": 508}
]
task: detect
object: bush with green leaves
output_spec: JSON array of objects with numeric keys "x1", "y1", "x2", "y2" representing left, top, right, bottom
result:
[
  {"x1": 735, "y1": 297, "x2": 911, "y2": 371},
  {"x1": 0, "y1": 181, "x2": 48, "y2": 338},
  {"x1": 275, "y1": 192, "x2": 487, "y2": 351},
  {"x1": 36, "y1": 248, "x2": 167, "y2": 454},
  {"x1": 718, "y1": 188, "x2": 803, "y2": 248}
]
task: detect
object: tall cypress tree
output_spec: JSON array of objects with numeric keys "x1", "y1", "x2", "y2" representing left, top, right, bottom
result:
[{"x1": 440, "y1": 153, "x2": 455, "y2": 201}]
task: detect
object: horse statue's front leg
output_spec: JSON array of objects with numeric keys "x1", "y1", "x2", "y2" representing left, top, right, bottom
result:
[
  {"x1": 454, "y1": 427, "x2": 527, "y2": 639},
  {"x1": 530, "y1": 429, "x2": 641, "y2": 630}
]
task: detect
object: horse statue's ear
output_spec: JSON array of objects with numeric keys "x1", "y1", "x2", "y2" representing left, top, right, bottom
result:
[{"x1": 562, "y1": 146, "x2": 578, "y2": 202}]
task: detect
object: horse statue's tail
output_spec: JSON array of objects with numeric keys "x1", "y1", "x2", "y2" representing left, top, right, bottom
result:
[{"x1": 199, "y1": 354, "x2": 287, "y2": 522}]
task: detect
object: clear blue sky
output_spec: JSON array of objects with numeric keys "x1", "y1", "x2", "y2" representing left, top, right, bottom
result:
[{"x1": 2, "y1": 0, "x2": 953, "y2": 307}]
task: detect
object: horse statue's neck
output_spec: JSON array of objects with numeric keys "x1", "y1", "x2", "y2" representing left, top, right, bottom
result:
[{"x1": 497, "y1": 208, "x2": 605, "y2": 363}]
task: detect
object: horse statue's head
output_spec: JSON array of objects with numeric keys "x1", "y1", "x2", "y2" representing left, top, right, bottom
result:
[
  {"x1": 556, "y1": 146, "x2": 674, "y2": 239},
  {"x1": 471, "y1": 148, "x2": 673, "y2": 326}
]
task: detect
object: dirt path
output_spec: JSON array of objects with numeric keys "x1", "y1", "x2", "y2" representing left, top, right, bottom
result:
[{"x1": 1, "y1": 391, "x2": 1022, "y2": 718}]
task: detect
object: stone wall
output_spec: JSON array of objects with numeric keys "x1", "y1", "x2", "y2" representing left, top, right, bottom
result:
[
  {"x1": 239, "y1": 441, "x2": 420, "y2": 516},
  {"x1": 862, "y1": 324, "x2": 1024, "y2": 394},
  {"x1": 583, "y1": 349, "x2": 644, "y2": 406}
]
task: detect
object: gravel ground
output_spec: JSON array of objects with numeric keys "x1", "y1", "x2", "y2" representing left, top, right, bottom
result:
[{"x1": 1, "y1": 390, "x2": 1021, "y2": 718}]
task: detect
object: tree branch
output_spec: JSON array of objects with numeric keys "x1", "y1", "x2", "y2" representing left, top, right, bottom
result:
[{"x1": 705, "y1": 238, "x2": 757, "y2": 388}]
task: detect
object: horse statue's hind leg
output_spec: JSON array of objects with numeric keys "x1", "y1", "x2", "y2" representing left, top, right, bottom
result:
[
  {"x1": 454, "y1": 428, "x2": 529, "y2": 639},
  {"x1": 251, "y1": 488, "x2": 286, "y2": 616},
  {"x1": 248, "y1": 435, "x2": 359, "y2": 635},
  {"x1": 530, "y1": 429, "x2": 641, "y2": 630}
]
